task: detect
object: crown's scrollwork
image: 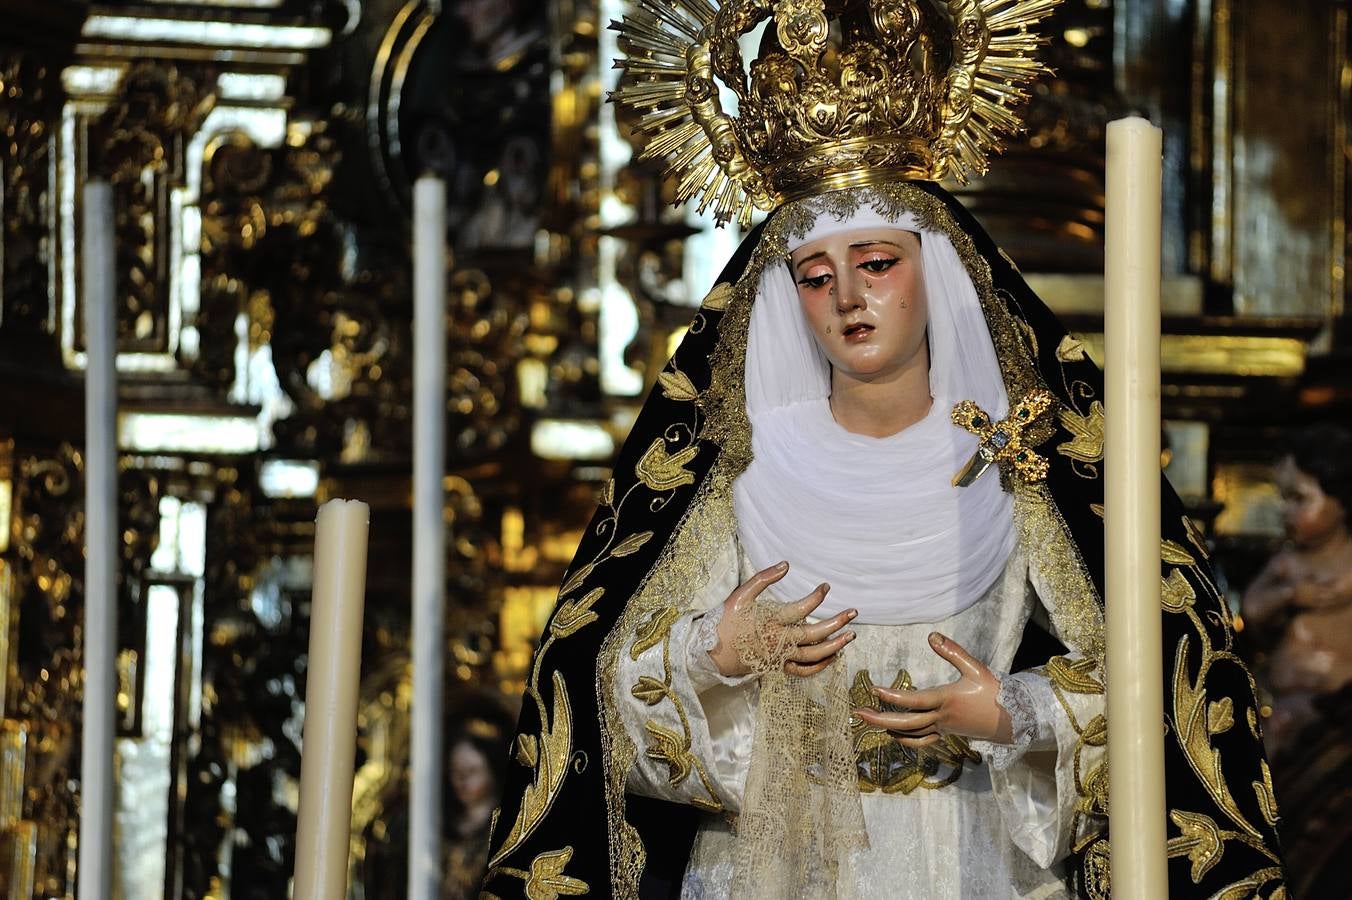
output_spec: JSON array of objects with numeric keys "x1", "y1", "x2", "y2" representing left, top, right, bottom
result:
[{"x1": 611, "y1": 0, "x2": 1063, "y2": 226}]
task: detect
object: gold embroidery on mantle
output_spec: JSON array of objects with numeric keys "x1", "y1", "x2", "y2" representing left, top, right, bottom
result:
[
  {"x1": 848, "y1": 669, "x2": 981, "y2": 793},
  {"x1": 488, "y1": 845, "x2": 590, "y2": 899}
]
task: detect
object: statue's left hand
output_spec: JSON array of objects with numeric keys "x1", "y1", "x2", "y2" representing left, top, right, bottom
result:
[{"x1": 851, "y1": 632, "x2": 1013, "y2": 747}]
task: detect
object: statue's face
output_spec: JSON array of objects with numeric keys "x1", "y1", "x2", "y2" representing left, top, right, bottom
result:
[
  {"x1": 1276, "y1": 455, "x2": 1346, "y2": 547},
  {"x1": 789, "y1": 227, "x2": 928, "y2": 383}
]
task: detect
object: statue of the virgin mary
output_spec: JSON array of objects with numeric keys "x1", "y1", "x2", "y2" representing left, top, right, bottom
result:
[{"x1": 481, "y1": 0, "x2": 1285, "y2": 897}]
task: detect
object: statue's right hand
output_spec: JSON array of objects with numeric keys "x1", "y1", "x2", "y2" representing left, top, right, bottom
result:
[{"x1": 706, "y1": 561, "x2": 858, "y2": 678}]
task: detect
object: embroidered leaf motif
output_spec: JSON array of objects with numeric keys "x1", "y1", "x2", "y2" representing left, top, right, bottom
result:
[
  {"x1": 1057, "y1": 335, "x2": 1086, "y2": 362},
  {"x1": 1171, "y1": 636, "x2": 1263, "y2": 839},
  {"x1": 611, "y1": 530, "x2": 654, "y2": 557},
  {"x1": 600, "y1": 478, "x2": 615, "y2": 508},
  {"x1": 1081, "y1": 714, "x2": 1107, "y2": 747},
  {"x1": 1057, "y1": 401, "x2": 1105, "y2": 464},
  {"x1": 700, "y1": 282, "x2": 732, "y2": 311},
  {"x1": 525, "y1": 847, "x2": 589, "y2": 900},
  {"x1": 559, "y1": 562, "x2": 595, "y2": 598},
  {"x1": 1084, "y1": 761, "x2": 1109, "y2": 815},
  {"x1": 1207, "y1": 698, "x2": 1234, "y2": 735},
  {"x1": 644, "y1": 720, "x2": 693, "y2": 786},
  {"x1": 1046, "y1": 656, "x2": 1103, "y2": 695},
  {"x1": 631, "y1": 676, "x2": 668, "y2": 706},
  {"x1": 1162, "y1": 539, "x2": 1196, "y2": 566},
  {"x1": 658, "y1": 370, "x2": 699, "y2": 402},
  {"x1": 631, "y1": 606, "x2": 682, "y2": 660},
  {"x1": 515, "y1": 734, "x2": 539, "y2": 768},
  {"x1": 490, "y1": 672, "x2": 573, "y2": 868},
  {"x1": 1162, "y1": 568, "x2": 1197, "y2": 612},
  {"x1": 551, "y1": 587, "x2": 603, "y2": 638},
  {"x1": 1254, "y1": 761, "x2": 1279, "y2": 827},
  {"x1": 635, "y1": 438, "x2": 699, "y2": 492},
  {"x1": 1167, "y1": 810, "x2": 1224, "y2": 884}
]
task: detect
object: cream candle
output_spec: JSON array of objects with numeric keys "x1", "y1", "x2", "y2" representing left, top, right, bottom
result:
[
  {"x1": 293, "y1": 498, "x2": 370, "y2": 900},
  {"x1": 1104, "y1": 115, "x2": 1168, "y2": 897}
]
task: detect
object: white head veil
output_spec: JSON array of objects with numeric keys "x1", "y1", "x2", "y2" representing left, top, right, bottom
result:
[{"x1": 732, "y1": 204, "x2": 1017, "y2": 624}]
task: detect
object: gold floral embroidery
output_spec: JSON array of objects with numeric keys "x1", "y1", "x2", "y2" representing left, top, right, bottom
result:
[
  {"x1": 1082, "y1": 839, "x2": 1111, "y2": 899},
  {"x1": 848, "y1": 669, "x2": 980, "y2": 793},
  {"x1": 1254, "y1": 761, "x2": 1279, "y2": 827},
  {"x1": 1045, "y1": 655, "x2": 1109, "y2": 844},
  {"x1": 1166, "y1": 809, "x2": 1281, "y2": 886},
  {"x1": 487, "y1": 846, "x2": 590, "y2": 900},
  {"x1": 487, "y1": 670, "x2": 576, "y2": 870},
  {"x1": 1208, "y1": 698, "x2": 1234, "y2": 735},
  {"x1": 1161, "y1": 567, "x2": 1196, "y2": 613},
  {"x1": 1046, "y1": 655, "x2": 1104, "y2": 695},
  {"x1": 657, "y1": 369, "x2": 700, "y2": 402},
  {"x1": 1057, "y1": 335, "x2": 1086, "y2": 362},
  {"x1": 552, "y1": 587, "x2": 604, "y2": 638},
  {"x1": 1162, "y1": 539, "x2": 1197, "y2": 566},
  {"x1": 1057, "y1": 400, "x2": 1105, "y2": 465},
  {"x1": 611, "y1": 531, "x2": 654, "y2": 557},
  {"x1": 635, "y1": 438, "x2": 699, "y2": 491},
  {"x1": 630, "y1": 606, "x2": 682, "y2": 660},
  {"x1": 700, "y1": 282, "x2": 732, "y2": 310},
  {"x1": 1168, "y1": 810, "x2": 1225, "y2": 883}
]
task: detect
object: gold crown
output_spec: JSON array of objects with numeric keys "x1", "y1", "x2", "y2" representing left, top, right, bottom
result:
[{"x1": 612, "y1": 0, "x2": 1063, "y2": 226}]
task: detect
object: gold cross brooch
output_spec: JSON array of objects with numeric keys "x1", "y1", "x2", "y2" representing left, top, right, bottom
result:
[{"x1": 950, "y1": 389, "x2": 1056, "y2": 487}]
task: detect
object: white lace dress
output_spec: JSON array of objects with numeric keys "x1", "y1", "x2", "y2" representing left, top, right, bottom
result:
[{"x1": 614, "y1": 533, "x2": 1107, "y2": 899}]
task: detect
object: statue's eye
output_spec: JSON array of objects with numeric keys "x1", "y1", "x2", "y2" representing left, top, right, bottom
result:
[
  {"x1": 797, "y1": 273, "x2": 832, "y2": 290},
  {"x1": 858, "y1": 257, "x2": 899, "y2": 274}
]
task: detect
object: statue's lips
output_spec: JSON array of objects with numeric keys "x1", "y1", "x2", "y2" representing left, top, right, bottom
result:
[{"x1": 842, "y1": 323, "x2": 874, "y2": 341}]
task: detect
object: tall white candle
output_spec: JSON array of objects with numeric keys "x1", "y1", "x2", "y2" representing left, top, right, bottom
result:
[
  {"x1": 78, "y1": 180, "x2": 117, "y2": 900},
  {"x1": 1104, "y1": 116, "x2": 1168, "y2": 897},
  {"x1": 293, "y1": 499, "x2": 370, "y2": 900},
  {"x1": 410, "y1": 174, "x2": 447, "y2": 900}
]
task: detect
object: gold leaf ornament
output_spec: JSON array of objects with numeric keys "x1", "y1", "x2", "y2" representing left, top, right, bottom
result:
[
  {"x1": 1254, "y1": 761, "x2": 1279, "y2": 827},
  {"x1": 1161, "y1": 568, "x2": 1197, "y2": 613},
  {"x1": 1046, "y1": 656, "x2": 1104, "y2": 695},
  {"x1": 551, "y1": 587, "x2": 604, "y2": 638},
  {"x1": 489, "y1": 672, "x2": 574, "y2": 868},
  {"x1": 1057, "y1": 401, "x2": 1105, "y2": 465},
  {"x1": 1057, "y1": 335, "x2": 1087, "y2": 362},
  {"x1": 631, "y1": 675, "x2": 669, "y2": 706},
  {"x1": 524, "y1": 847, "x2": 590, "y2": 900},
  {"x1": 1207, "y1": 698, "x2": 1234, "y2": 735},
  {"x1": 1162, "y1": 539, "x2": 1197, "y2": 566},
  {"x1": 636, "y1": 438, "x2": 699, "y2": 492},
  {"x1": 700, "y1": 282, "x2": 732, "y2": 311},
  {"x1": 611, "y1": 530, "x2": 654, "y2": 557},
  {"x1": 1167, "y1": 810, "x2": 1225, "y2": 884},
  {"x1": 515, "y1": 734, "x2": 539, "y2": 768},
  {"x1": 644, "y1": 720, "x2": 694, "y2": 786},
  {"x1": 631, "y1": 606, "x2": 683, "y2": 659},
  {"x1": 657, "y1": 369, "x2": 700, "y2": 402}
]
